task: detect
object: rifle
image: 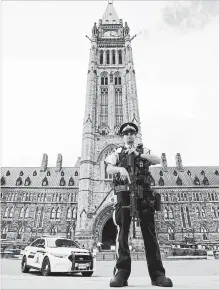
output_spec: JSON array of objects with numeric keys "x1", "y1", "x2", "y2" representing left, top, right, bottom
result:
[
  {"x1": 121, "y1": 145, "x2": 144, "y2": 238},
  {"x1": 121, "y1": 144, "x2": 161, "y2": 238}
]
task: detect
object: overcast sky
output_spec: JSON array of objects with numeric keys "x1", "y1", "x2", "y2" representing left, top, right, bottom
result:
[{"x1": 2, "y1": 1, "x2": 219, "y2": 168}]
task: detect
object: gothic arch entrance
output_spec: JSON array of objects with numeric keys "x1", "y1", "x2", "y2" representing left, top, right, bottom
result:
[{"x1": 102, "y1": 217, "x2": 117, "y2": 250}]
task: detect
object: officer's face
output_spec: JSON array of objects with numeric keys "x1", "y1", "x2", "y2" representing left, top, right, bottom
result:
[{"x1": 123, "y1": 130, "x2": 136, "y2": 144}]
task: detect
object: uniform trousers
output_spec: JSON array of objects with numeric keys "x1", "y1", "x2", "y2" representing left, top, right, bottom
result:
[{"x1": 113, "y1": 190, "x2": 165, "y2": 282}]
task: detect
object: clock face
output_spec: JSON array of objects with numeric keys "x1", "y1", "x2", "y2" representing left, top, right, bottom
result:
[{"x1": 103, "y1": 30, "x2": 118, "y2": 38}]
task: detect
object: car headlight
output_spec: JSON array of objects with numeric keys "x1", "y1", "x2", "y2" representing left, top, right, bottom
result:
[{"x1": 49, "y1": 252, "x2": 69, "y2": 258}]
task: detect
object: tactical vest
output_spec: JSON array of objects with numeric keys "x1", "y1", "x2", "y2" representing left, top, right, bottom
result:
[{"x1": 113, "y1": 147, "x2": 152, "y2": 192}]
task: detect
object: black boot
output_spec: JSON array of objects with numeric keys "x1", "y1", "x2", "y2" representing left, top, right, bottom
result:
[
  {"x1": 110, "y1": 269, "x2": 129, "y2": 287},
  {"x1": 152, "y1": 276, "x2": 173, "y2": 287}
]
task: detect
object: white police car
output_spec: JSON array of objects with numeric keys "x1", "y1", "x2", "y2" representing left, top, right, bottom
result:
[{"x1": 21, "y1": 236, "x2": 94, "y2": 276}]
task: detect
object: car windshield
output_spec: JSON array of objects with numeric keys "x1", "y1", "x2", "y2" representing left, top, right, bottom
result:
[{"x1": 47, "y1": 238, "x2": 80, "y2": 248}]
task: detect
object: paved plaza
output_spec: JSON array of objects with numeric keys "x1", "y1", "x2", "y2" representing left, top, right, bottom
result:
[{"x1": 1, "y1": 259, "x2": 219, "y2": 289}]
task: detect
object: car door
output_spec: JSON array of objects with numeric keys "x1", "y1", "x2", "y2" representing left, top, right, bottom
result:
[
  {"x1": 35, "y1": 239, "x2": 46, "y2": 269},
  {"x1": 26, "y1": 239, "x2": 41, "y2": 267}
]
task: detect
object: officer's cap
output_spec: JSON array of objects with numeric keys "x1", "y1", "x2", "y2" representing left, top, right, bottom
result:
[{"x1": 119, "y1": 122, "x2": 138, "y2": 136}]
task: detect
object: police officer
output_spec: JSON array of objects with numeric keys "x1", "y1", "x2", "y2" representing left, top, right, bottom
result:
[{"x1": 105, "y1": 122, "x2": 173, "y2": 287}]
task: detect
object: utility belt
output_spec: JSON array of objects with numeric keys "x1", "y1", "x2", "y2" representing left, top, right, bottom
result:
[{"x1": 114, "y1": 183, "x2": 161, "y2": 212}]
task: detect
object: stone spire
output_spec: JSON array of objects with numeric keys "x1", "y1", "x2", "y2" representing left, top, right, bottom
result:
[
  {"x1": 175, "y1": 153, "x2": 184, "y2": 172},
  {"x1": 102, "y1": 1, "x2": 120, "y2": 24},
  {"x1": 161, "y1": 153, "x2": 168, "y2": 172},
  {"x1": 55, "y1": 154, "x2": 62, "y2": 172},
  {"x1": 40, "y1": 153, "x2": 48, "y2": 172}
]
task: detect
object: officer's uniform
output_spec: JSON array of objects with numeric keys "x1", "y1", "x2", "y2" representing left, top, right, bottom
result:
[{"x1": 105, "y1": 122, "x2": 173, "y2": 288}]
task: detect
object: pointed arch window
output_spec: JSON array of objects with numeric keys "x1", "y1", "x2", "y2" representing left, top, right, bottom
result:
[
  {"x1": 6, "y1": 170, "x2": 10, "y2": 176},
  {"x1": 33, "y1": 170, "x2": 37, "y2": 176},
  {"x1": 56, "y1": 208, "x2": 61, "y2": 220},
  {"x1": 186, "y1": 207, "x2": 191, "y2": 227},
  {"x1": 211, "y1": 192, "x2": 215, "y2": 201},
  {"x1": 187, "y1": 170, "x2": 191, "y2": 176},
  {"x1": 159, "y1": 170, "x2": 163, "y2": 176},
  {"x1": 68, "y1": 177, "x2": 74, "y2": 186},
  {"x1": 164, "y1": 208, "x2": 168, "y2": 219},
  {"x1": 201, "y1": 170, "x2": 205, "y2": 175},
  {"x1": 181, "y1": 207, "x2": 186, "y2": 228},
  {"x1": 194, "y1": 176, "x2": 200, "y2": 185},
  {"x1": 42, "y1": 177, "x2": 48, "y2": 186},
  {"x1": 19, "y1": 207, "x2": 24, "y2": 218},
  {"x1": 100, "y1": 50, "x2": 103, "y2": 65},
  {"x1": 100, "y1": 87, "x2": 108, "y2": 126},
  {"x1": 24, "y1": 207, "x2": 29, "y2": 218},
  {"x1": 169, "y1": 208, "x2": 174, "y2": 219},
  {"x1": 176, "y1": 176, "x2": 182, "y2": 186},
  {"x1": 173, "y1": 170, "x2": 177, "y2": 176},
  {"x1": 203, "y1": 176, "x2": 209, "y2": 185},
  {"x1": 106, "y1": 50, "x2": 110, "y2": 64},
  {"x1": 177, "y1": 193, "x2": 180, "y2": 201},
  {"x1": 9, "y1": 207, "x2": 14, "y2": 218},
  {"x1": 196, "y1": 192, "x2": 199, "y2": 201},
  {"x1": 193, "y1": 192, "x2": 197, "y2": 201},
  {"x1": 17, "y1": 226, "x2": 24, "y2": 240},
  {"x1": 1, "y1": 226, "x2": 8, "y2": 239},
  {"x1": 196, "y1": 207, "x2": 200, "y2": 218},
  {"x1": 200, "y1": 226, "x2": 208, "y2": 240},
  {"x1": 67, "y1": 208, "x2": 72, "y2": 220},
  {"x1": 35, "y1": 207, "x2": 41, "y2": 227},
  {"x1": 149, "y1": 175, "x2": 155, "y2": 186},
  {"x1": 184, "y1": 193, "x2": 187, "y2": 201},
  {"x1": 215, "y1": 170, "x2": 219, "y2": 176},
  {"x1": 20, "y1": 171, "x2": 24, "y2": 176},
  {"x1": 115, "y1": 87, "x2": 123, "y2": 127},
  {"x1": 47, "y1": 171, "x2": 50, "y2": 176},
  {"x1": 1, "y1": 176, "x2": 5, "y2": 186},
  {"x1": 168, "y1": 226, "x2": 175, "y2": 240},
  {"x1": 118, "y1": 50, "x2": 122, "y2": 64},
  {"x1": 73, "y1": 207, "x2": 77, "y2": 219},
  {"x1": 25, "y1": 176, "x2": 31, "y2": 186},
  {"x1": 201, "y1": 207, "x2": 206, "y2": 218},
  {"x1": 158, "y1": 177, "x2": 164, "y2": 186},
  {"x1": 180, "y1": 193, "x2": 184, "y2": 201},
  {"x1": 74, "y1": 171, "x2": 78, "y2": 176},
  {"x1": 211, "y1": 207, "x2": 217, "y2": 218},
  {"x1": 4, "y1": 207, "x2": 9, "y2": 218},
  {"x1": 50, "y1": 208, "x2": 55, "y2": 220},
  {"x1": 60, "y1": 177, "x2": 66, "y2": 186},
  {"x1": 112, "y1": 50, "x2": 116, "y2": 64},
  {"x1": 16, "y1": 177, "x2": 22, "y2": 186},
  {"x1": 61, "y1": 170, "x2": 64, "y2": 176}
]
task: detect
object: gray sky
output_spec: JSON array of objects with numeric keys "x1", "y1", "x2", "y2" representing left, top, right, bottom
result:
[{"x1": 2, "y1": 1, "x2": 219, "y2": 167}]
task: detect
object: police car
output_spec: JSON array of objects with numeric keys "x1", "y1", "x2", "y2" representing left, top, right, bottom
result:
[{"x1": 21, "y1": 236, "x2": 94, "y2": 276}]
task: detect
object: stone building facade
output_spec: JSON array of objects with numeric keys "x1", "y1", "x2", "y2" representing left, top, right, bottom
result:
[
  {"x1": 1, "y1": 2, "x2": 219, "y2": 250},
  {"x1": 1, "y1": 154, "x2": 80, "y2": 243}
]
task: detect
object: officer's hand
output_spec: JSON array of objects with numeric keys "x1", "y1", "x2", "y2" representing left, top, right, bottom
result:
[
  {"x1": 118, "y1": 168, "x2": 131, "y2": 184},
  {"x1": 129, "y1": 148, "x2": 139, "y2": 157}
]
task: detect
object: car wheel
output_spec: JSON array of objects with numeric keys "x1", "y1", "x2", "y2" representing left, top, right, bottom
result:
[
  {"x1": 41, "y1": 257, "x2": 51, "y2": 276},
  {"x1": 21, "y1": 256, "x2": 30, "y2": 273},
  {"x1": 81, "y1": 271, "x2": 93, "y2": 277}
]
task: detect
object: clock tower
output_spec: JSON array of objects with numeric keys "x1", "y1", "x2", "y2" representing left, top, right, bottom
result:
[{"x1": 76, "y1": 1, "x2": 142, "y2": 248}]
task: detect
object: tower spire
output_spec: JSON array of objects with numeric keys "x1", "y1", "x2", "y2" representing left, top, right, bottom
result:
[{"x1": 102, "y1": 0, "x2": 120, "y2": 24}]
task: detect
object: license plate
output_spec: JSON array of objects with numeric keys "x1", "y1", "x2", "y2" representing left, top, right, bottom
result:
[{"x1": 78, "y1": 264, "x2": 87, "y2": 270}]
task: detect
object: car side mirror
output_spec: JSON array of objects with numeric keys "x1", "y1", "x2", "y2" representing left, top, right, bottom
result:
[{"x1": 38, "y1": 244, "x2": 45, "y2": 248}]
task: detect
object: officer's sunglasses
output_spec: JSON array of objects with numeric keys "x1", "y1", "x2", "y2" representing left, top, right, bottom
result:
[{"x1": 123, "y1": 130, "x2": 136, "y2": 136}]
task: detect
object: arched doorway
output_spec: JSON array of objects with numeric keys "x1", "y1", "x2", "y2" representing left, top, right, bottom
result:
[{"x1": 102, "y1": 217, "x2": 117, "y2": 250}]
